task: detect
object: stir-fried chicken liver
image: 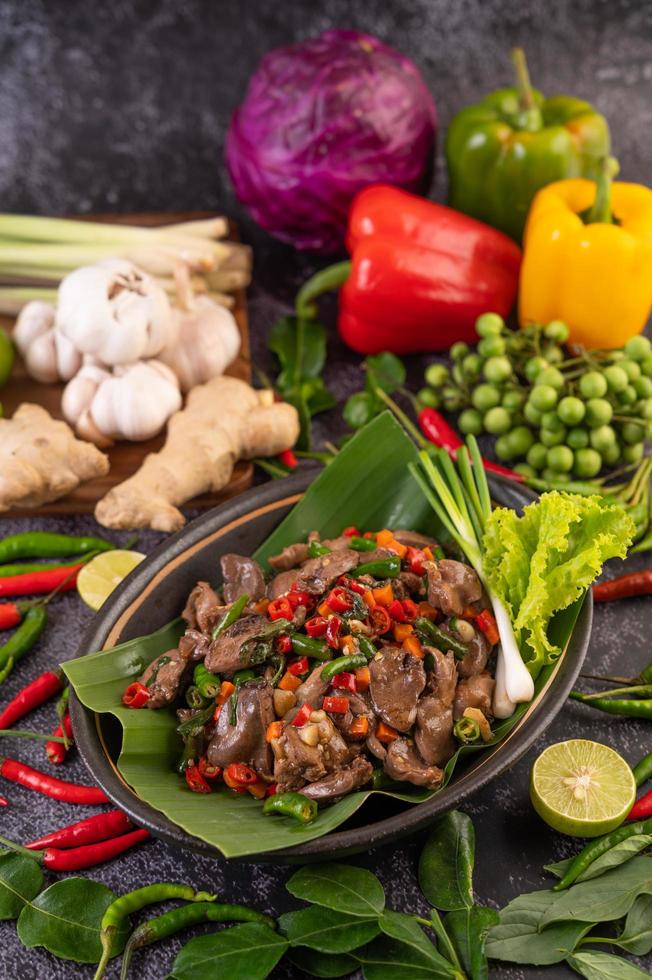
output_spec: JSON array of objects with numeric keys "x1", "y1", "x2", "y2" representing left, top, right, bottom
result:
[
  {"x1": 384, "y1": 739, "x2": 444, "y2": 790},
  {"x1": 457, "y1": 629, "x2": 491, "y2": 678},
  {"x1": 140, "y1": 648, "x2": 190, "y2": 709},
  {"x1": 268, "y1": 543, "x2": 310, "y2": 571},
  {"x1": 207, "y1": 680, "x2": 275, "y2": 778},
  {"x1": 272, "y1": 715, "x2": 350, "y2": 793},
  {"x1": 181, "y1": 582, "x2": 223, "y2": 633},
  {"x1": 369, "y1": 646, "x2": 426, "y2": 732},
  {"x1": 267, "y1": 569, "x2": 298, "y2": 600},
  {"x1": 220, "y1": 554, "x2": 266, "y2": 604},
  {"x1": 453, "y1": 672, "x2": 495, "y2": 720},
  {"x1": 205, "y1": 614, "x2": 278, "y2": 675},
  {"x1": 301, "y1": 756, "x2": 373, "y2": 801},
  {"x1": 178, "y1": 629, "x2": 210, "y2": 663},
  {"x1": 415, "y1": 649, "x2": 457, "y2": 766},
  {"x1": 426, "y1": 559, "x2": 483, "y2": 617},
  {"x1": 293, "y1": 550, "x2": 360, "y2": 594}
]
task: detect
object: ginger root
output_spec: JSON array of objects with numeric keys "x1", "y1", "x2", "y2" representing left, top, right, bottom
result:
[
  {"x1": 95, "y1": 377, "x2": 299, "y2": 531},
  {"x1": 0, "y1": 404, "x2": 109, "y2": 511}
]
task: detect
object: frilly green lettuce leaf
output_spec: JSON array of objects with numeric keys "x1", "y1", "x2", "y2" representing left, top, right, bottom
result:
[{"x1": 483, "y1": 492, "x2": 634, "y2": 678}]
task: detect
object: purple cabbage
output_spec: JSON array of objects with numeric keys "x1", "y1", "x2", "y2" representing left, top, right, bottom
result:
[{"x1": 226, "y1": 29, "x2": 437, "y2": 253}]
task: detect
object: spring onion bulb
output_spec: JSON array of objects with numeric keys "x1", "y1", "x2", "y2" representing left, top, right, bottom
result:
[{"x1": 409, "y1": 436, "x2": 534, "y2": 717}]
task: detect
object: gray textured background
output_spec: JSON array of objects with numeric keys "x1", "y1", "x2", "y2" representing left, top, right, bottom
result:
[{"x1": 1, "y1": 1, "x2": 651, "y2": 977}]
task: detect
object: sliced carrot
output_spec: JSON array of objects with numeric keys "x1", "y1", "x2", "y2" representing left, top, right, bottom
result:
[
  {"x1": 376, "y1": 528, "x2": 407, "y2": 558},
  {"x1": 376, "y1": 721, "x2": 399, "y2": 743},
  {"x1": 355, "y1": 666, "x2": 371, "y2": 692},
  {"x1": 318, "y1": 601, "x2": 331, "y2": 617},
  {"x1": 266, "y1": 720, "x2": 284, "y2": 742},
  {"x1": 423, "y1": 546, "x2": 434, "y2": 561},
  {"x1": 461, "y1": 605, "x2": 477, "y2": 619},
  {"x1": 278, "y1": 672, "x2": 301, "y2": 692},
  {"x1": 349, "y1": 716, "x2": 369, "y2": 738},
  {"x1": 216, "y1": 680, "x2": 236, "y2": 705},
  {"x1": 247, "y1": 780, "x2": 268, "y2": 799},
  {"x1": 340, "y1": 634, "x2": 356, "y2": 654},
  {"x1": 363, "y1": 589, "x2": 376, "y2": 609},
  {"x1": 375, "y1": 529, "x2": 394, "y2": 548},
  {"x1": 402, "y1": 634, "x2": 424, "y2": 659},
  {"x1": 253, "y1": 598, "x2": 270, "y2": 615},
  {"x1": 393, "y1": 623, "x2": 413, "y2": 643},
  {"x1": 418, "y1": 601, "x2": 439, "y2": 620},
  {"x1": 372, "y1": 583, "x2": 394, "y2": 606}
]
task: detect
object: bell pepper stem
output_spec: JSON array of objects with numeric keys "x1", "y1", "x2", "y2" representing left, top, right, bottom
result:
[
  {"x1": 295, "y1": 261, "x2": 351, "y2": 319},
  {"x1": 586, "y1": 157, "x2": 620, "y2": 225},
  {"x1": 511, "y1": 48, "x2": 536, "y2": 110}
]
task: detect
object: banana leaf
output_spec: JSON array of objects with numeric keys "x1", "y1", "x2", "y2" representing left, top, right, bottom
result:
[{"x1": 64, "y1": 412, "x2": 584, "y2": 859}]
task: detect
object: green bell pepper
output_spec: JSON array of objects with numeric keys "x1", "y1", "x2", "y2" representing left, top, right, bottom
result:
[{"x1": 445, "y1": 48, "x2": 610, "y2": 242}]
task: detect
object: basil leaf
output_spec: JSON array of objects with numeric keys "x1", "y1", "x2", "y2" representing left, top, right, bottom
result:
[
  {"x1": 343, "y1": 391, "x2": 377, "y2": 430},
  {"x1": 546, "y1": 836, "x2": 652, "y2": 884},
  {"x1": 279, "y1": 905, "x2": 379, "y2": 953},
  {"x1": 378, "y1": 911, "x2": 457, "y2": 974},
  {"x1": 485, "y1": 890, "x2": 592, "y2": 965},
  {"x1": 168, "y1": 923, "x2": 288, "y2": 980},
  {"x1": 0, "y1": 852, "x2": 43, "y2": 920},
  {"x1": 17, "y1": 877, "x2": 128, "y2": 963},
  {"x1": 613, "y1": 893, "x2": 652, "y2": 955},
  {"x1": 286, "y1": 864, "x2": 385, "y2": 918},
  {"x1": 287, "y1": 946, "x2": 360, "y2": 977},
  {"x1": 365, "y1": 353, "x2": 406, "y2": 394},
  {"x1": 567, "y1": 951, "x2": 651, "y2": 980},
  {"x1": 444, "y1": 906, "x2": 499, "y2": 980},
  {"x1": 358, "y1": 935, "x2": 457, "y2": 979},
  {"x1": 418, "y1": 811, "x2": 475, "y2": 911},
  {"x1": 540, "y1": 857, "x2": 652, "y2": 928}
]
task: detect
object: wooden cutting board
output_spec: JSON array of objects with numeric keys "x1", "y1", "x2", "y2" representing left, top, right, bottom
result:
[{"x1": 0, "y1": 212, "x2": 253, "y2": 516}]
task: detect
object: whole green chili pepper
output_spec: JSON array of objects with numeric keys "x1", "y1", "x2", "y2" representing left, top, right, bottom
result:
[
  {"x1": 454, "y1": 716, "x2": 481, "y2": 744},
  {"x1": 356, "y1": 635, "x2": 377, "y2": 660},
  {"x1": 552, "y1": 817, "x2": 652, "y2": 891},
  {"x1": 308, "y1": 540, "x2": 331, "y2": 558},
  {"x1": 0, "y1": 532, "x2": 113, "y2": 563},
  {"x1": 211, "y1": 593, "x2": 249, "y2": 640},
  {"x1": 633, "y1": 749, "x2": 652, "y2": 788},
  {"x1": 320, "y1": 653, "x2": 368, "y2": 681},
  {"x1": 262, "y1": 791, "x2": 318, "y2": 825},
  {"x1": 119, "y1": 902, "x2": 276, "y2": 980},
  {"x1": 0, "y1": 606, "x2": 47, "y2": 680},
  {"x1": 0, "y1": 558, "x2": 84, "y2": 578},
  {"x1": 94, "y1": 883, "x2": 216, "y2": 980},
  {"x1": 414, "y1": 617, "x2": 467, "y2": 659},
  {"x1": 185, "y1": 685, "x2": 208, "y2": 710},
  {"x1": 229, "y1": 669, "x2": 256, "y2": 725},
  {"x1": 569, "y1": 691, "x2": 652, "y2": 719},
  {"x1": 348, "y1": 536, "x2": 377, "y2": 552},
  {"x1": 351, "y1": 555, "x2": 401, "y2": 579},
  {"x1": 290, "y1": 634, "x2": 332, "y2": 660},
  {"x1": 192, "y1": 663, "x2": 221, "y2": 699}
]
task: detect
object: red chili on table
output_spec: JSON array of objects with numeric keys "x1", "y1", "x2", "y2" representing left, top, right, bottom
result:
[
  {"x1": 0, "y1": 828, "x2": 150, "y2": 871},
  {"x1": 418, "y1": 408, "x2": 523, "y2": 482},
  {"x1": 277, "y1": 448, "x2": 298, "y2": 470},
  {"x1": 0, "y1": 670, "x2": 63, "y2": 729},
  {"x1": 0, "y1": 602, "x2": 28, "y2": 631},
  {"x1": 0, "y1": 756, "x2": 109, "y2": 804},
  {"x1": 122, "y1": 682, "x2": 150, "y2": 709},
  {"x1": 628, "y1": 788, "x2": 652, "y2": 821},
  {"x1": 46, "y1": 713, "x2": 74, "y2": 765},
  {"x1": 26, "y1": 809, "x2": 133, "y2": 850},
  {"x1": 0, "y1": 564, "x2": 83, "y2": 598},
  {"x1": 593, "y1": 571, "x2": 652, "y2": 603}
]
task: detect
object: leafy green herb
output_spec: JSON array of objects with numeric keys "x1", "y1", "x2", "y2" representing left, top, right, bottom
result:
[
  {"x1": 567, "y1": 950, "x2": 651, "y2": 980},
  {"x1": 444, "y1": 906, "x2": 499, "y2": 980},
  {"x1": 357, "y1": 934, "x2": 458, "y2": 979},
  {"x1": 285, "y1": 864, "x2": 385, "y2": 918},
  {"x1": 269, "y1": 315, "x2": 335, "y2": 449},
  {"x1": 485, "y1": 889, "x2": 592, "y2": 965},
  {"x1": 418, "y1": 811, "x2": 475, "y2": 911},
  {"x1": 343, "y1": 352, "x2": 406, "y2": 431},
  {"x1": 287, "y1": 946, "x2": 359, "y2": 977},
  {"x1": 168, "y1": 922, "x2": 288, "y2": 980},
  {"x1": 377, "y1": 911, "x2": 458, "y2": 975},
  {"x1": 539, "y1": 857, "x2": 652, "y2": 928},
  {"x1": 0, "y1": 852, "x2": 43, "y2": 920},
  {"x1": 16, "y1": 877, "x2": 128, "y2": 963},
  {"x1": 609, "y1": 893, "x2": 652, "y2": 955},
  {"x1": 278, "y1": 905, "x2": 379, "y2": 953},
  {"x1": 546, "y1": 834, "x2": 652, "y2": 884}
]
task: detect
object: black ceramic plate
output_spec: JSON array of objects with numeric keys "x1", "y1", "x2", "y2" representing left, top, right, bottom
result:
[{"x1": 70, "y1": 472, "x2": 591, "y2": 863}]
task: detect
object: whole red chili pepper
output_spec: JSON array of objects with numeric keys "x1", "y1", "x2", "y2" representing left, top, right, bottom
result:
[
  {"x1": 26, "y1": 809, "x2": 133, "y2": 850},
  {"x1": 277, "y1": 448, "x2": 298, "y2": 470},
  {"x1": 46, "y1": 713, "x2": 74, "y2": 765},
  {"x1": 0, "y1": 602, "x2": 29, "y2": 631},
  {"x1": 0, "y1": 796, "x2": 7, "y2": 807},
  {"x1": 592, "y1": 571, "x2": 652, "y2": 603},
  {"x1": 0, "y1": 563, "x2": 83, "y2": 598},
  {"x1": 0, "y1": 828, "x2": 150, "y2": 871},
  {"x1": 418, "y1": 408, "x2": 523, "y2": 482},
  {"x1": 628, "y1": 788, "x2": 652, "y2": 821},
  {"x1": 0, "y1": 670, "x2": 63, "y2": 729},
  {"x1": 0, "y1": 756, "x2": 109, "y2": 804}
]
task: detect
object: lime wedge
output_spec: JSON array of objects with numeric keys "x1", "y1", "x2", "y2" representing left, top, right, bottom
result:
[
  {"x1": 77, "y1": 550, "x2": 145, "y2": 611},
  {"x1": 530, "y1": 739, "x2": 635, "y2": 838}
]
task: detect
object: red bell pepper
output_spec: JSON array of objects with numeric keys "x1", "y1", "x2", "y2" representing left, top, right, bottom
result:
[{"x1": 295, "y1": 185, "x2": 521, "y2": 355}]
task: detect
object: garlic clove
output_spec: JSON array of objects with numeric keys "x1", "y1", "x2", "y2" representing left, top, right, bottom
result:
[{"x1": 13, "y1": 301, "x2": 56, "y2": 358}]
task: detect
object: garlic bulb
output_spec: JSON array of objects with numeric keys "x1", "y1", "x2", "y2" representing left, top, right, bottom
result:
[
  {"x1": 13, "y1": 300, "x2": 82, "y2": 384},
  {"x1": 56, "y1": 259, "x2": 175, "y2": 365},
  {"x1": 159, "y1": 295, "x2": 241, "y2": 392},
  {"x1": 62, "y1": 360, "x2": 182, "y2": 445}
]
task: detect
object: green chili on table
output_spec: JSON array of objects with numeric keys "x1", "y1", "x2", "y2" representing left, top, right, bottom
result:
[
  {"x1": 94, "y1": 885, "x2": 217, "y2": 980},
  {"x1": 351, "y1": 555, "x2": 401, "y2": 578},
  {"x1": 290, "y1": 634, "x2": 332, "y2": 660},
  {"x1": 552, "y1": 817, "x2": 652, "y2": 891},
  {"x1": 0, "y1": 532, "x2": 113, "y2": 563},
  {"x1": 633, "y1": 749, "x2": 652, "y2": 787},
  {"x1": 569, "y1": 691, "x2": 652, "y2": 718},
  {"x1": 119, "y1": 902, "x2": 276, "y2": 980},
  {"x1": 0, "y1": 606, "x2": 47, "y2": 682},
  {"x1": 211, "y1": 593, "x2": 249, "y2": 640},
  {"x1": 414, "y1": 617, "x2": 467, "y2": 659},
  {"x1": 192, "y1": 663, "x2": 221, "y2": 699},
  {"x1": 262, "y1": 791, "x2": 318, "y2": 824},
  {"x1": 320, "y1": 653, "x2": 368, "y2": 681}
]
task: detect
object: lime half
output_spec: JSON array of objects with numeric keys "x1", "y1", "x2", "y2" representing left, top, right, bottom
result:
[
  {"x1": 77, "y1": 550, "x2": 145, "y2": 611},
  {"x1": 530, "y1": 739, "x2": 635, "y2": 838}
]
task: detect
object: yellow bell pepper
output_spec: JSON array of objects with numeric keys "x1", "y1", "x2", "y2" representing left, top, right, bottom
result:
[{"x1": 519, "y1": 162, "x2": 652, "y2": 348}]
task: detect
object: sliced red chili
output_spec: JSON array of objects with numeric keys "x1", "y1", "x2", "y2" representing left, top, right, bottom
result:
[
  {"x1": 402, "y1": 598, "x2": 418, "y2": 621},
  {"x1": 292, "y1": 703, "x2": 313, "y2": 727},
  {"x1": 323, "y1": 695, "x2": 350, "y2": 714},
  {"x1": 325, "y1": 587, "x2": 353, "y2": 613},
  {"x1": 326, "y1": 616, "x2": 342, "y2": 649},
  {"x1": 305, "y1": 616, "x2": 328, "y2": 638},
  {"x1": 363, "y1": 531, "x2": 375, "y2": 539},
  {"x1": 406, "y1": 547, "x2": 428, "y2": 575},
  {"x1": 122, "y1": 682, "x2": 150, "y2": 709},
  {"x1": 265, "y1": 782, "x2": 278, "y2": 797},
  {"x1": 343, "y1": 526, "x2": 359, "y2": 538},
  {"x1": 369, "y1": 606, "x2": 391, "y2": 635},
  {"x1": 275, "y1": 633, "x2": 293, "y2": 655},
  {"x1": 198, "y1": 757, "x2": 222, "y2": 780},
  {"x1": 224, "y1": 762, "x2": 258, "y2": 786},
  {"x1": 268, "y1": 597, "x2": 293, "y2": 621},
  {"x1": 387, "y1": 599, "x2": 407, "y2": 623},
  {"x1": 287, "y1": 590, "x2": 312, "y2": 611},
  {"x1": 338, "y1": 575, "x2": 366, "y2": 595},
  {"x1": 475, "y1": 609, "x2": 500, "y2": 646},
  {"x1": 331, "y1": 672, "x2": 357, "y2": 693},
  {"x1": 184, "y1": 764, "x2": 212, "y2": 794},
  {"x1": 287, "y1": 656, "x2": 310, "y2": 676}
]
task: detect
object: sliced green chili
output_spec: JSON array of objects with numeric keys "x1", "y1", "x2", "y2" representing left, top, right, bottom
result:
[
  {"x1": 290, "y1": 634, "x2": 332, "y2": 660},
  {"x1": 262, "y1": 791, "x2": 317, "y2": 824},
  {"x1": 184, "y1": 685, "x2": 208, "y2": 710},
  {"x1": 454, "y1": 716, "x2": 481, "y2": 744},
  {"x1": 357, "y1": 635, "x2": 377, "y2": 660},
  {"x1": 119, "y1": 902, "x2": 276, "y2": 980},
  {"x1": 348, "y1": 536, "x2": 377, "y2": 552},
  {"x1": 320, "y1": 653, "x2": 367, "y2": 681},
  {"x1": 414, "y1": 617, "x2": 467, "y2": 659},
  {"x1": 553, "y1": 817, "x2": 652, "y2": 891},
  {"x1": 351, "y1": 555, "x2": 401, "y2": 579},
  {"x1": 193, "y1": 663, "x2": 221, "y2": 699},
  {"x1": 211, "y1": 593, "x2": 249, "y2": 640},
  {"x1": 308, "y1": 540, "x2": 331, "y2": 558}
]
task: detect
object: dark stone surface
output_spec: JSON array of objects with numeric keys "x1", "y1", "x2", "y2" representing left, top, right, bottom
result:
[{"x1": 0, "y1": 1, "x2": 651, "y2": 977}]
